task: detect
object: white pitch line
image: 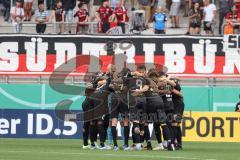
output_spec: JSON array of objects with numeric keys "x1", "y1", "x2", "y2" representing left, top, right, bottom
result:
[{"x1": 0, "y1": 150, "x2": 216, "y2": 160}]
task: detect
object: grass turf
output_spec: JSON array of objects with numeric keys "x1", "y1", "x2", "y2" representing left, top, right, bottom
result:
[{"x1": 0, "y1": 139, "x2": 239, "y2": 160}]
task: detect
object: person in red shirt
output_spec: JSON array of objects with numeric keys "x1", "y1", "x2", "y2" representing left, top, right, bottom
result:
[
  {"x1": 95, "y1": 0, "x2": 113, "y2": 33},
  {"x1": 225, "y1": 5, "x2": 240, "y2": 34},
  {"x1": 112, "y1": 2, "x2": 128, "y2": 33},
  {"x1": 74, "y1": 3, "x2": 89, "y2": 34}
]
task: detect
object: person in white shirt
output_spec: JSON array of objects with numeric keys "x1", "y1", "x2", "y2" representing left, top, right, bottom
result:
[
  {"x1": 203, "y1": 0, "x2": 216, "y2": 35},
  {"x1": 10, "y1": 0, "x2": 24, "y2": 33},
  {"x1": 169, "y1": 0, "x2": 181, "y2": 28}
]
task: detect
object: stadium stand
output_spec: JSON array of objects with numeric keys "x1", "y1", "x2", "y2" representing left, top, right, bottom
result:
[{"x1": 1, "y1": 0, "x2": 240, "y2": 35}]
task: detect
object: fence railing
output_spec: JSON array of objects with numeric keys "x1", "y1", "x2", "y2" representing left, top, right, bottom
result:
[
  {"x1": 0, "y1": 21, "x2": 131, "y2": 35},
  {"x1": 0, "y1": 75, "x2": 240, "y2": 86}
]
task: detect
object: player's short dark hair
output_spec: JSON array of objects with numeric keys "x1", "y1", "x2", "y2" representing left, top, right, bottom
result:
[
  {"x1": 137, "y1": 65, "x2": 146, "y2": 71},
  {"x1": 78, "y1": 3, "x2": 84, "y2": 8},
  {"x1": 38, "y1": 0, "x2": 44, "y2": 5},
  {"x1": 148, "y1": 68, "x2": 159, "y2": 78},
  {"x1": 158, "y1": 71, "x2": 166, "y2": 77},
  {"x1": 119, "y1": 67, "x2": 131, "y2": 77}
]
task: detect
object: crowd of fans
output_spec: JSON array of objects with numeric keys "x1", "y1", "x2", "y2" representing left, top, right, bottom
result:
[{"x1": 1, "y1": 0, "x2": 240, "y2": 35}]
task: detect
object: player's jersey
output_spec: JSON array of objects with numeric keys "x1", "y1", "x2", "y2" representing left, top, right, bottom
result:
[
  {"x1": 96, "y1": 6, "x2": 113, "y2": 23},
  {"x1": 74, "y1": 9, "x2": 88, "y2": 24},
  {"x1": 127, "y1": 76, "x2": 149, "y2": 97},
  {"x1": 146, "y1": 78, "x2": 160, "y2": 97},
  {"x1": 162, "y1": 84, "x2": 174, "y2": 111},
  {"x1": 172, "y1": 83, "x2": 184, "y2": 106},
  {"x1": 114, "y1": 6, "x2": 126, "y2": 23}
]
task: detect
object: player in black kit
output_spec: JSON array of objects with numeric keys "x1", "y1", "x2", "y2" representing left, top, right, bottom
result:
[
  {"x1": 127, "y1": 65, "x2": 149, "y2": 151},
  {"x1": 109, "y1": 67, "x2": 131, "y2": 151},
  {"x1": 89, "y1": 64, "x2": 115, "y2": 150},
  {"x1": 171, "y1": 77, "x2": 185, "y2": 150},
  {"x1": 159, "y1": 72, "x2": 176, "y2": 151}
]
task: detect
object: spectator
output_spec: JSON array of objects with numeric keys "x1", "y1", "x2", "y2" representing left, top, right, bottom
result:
[
  {"x1": 188, "y1": 2, "x2": 202, "y2": 35},
  {"x1": 203, "y1": 0, "x2": 216, "y2": 35},
  {"x1": 78, "y1": 0, "x2": 90, "y2": 11},
  {"x1": 10, "y1": 0, "x2": 24, "y2": 33},
  {"x1": 23, "y1": 0, "x2": 33, "y2": 21},
  {"x1": 112, "y1": 1, "x2": 127, "y2": 33},
  {"x1": 35, "y1": 2, "x2": 49, "y2": 34},
  {"x1": 150, "y1": 0, "x2": 157, "y2": 21},
  {"x1": 170, "y1": 0, "x2": 181, "y2": 28},
  {"x1": 219, "y1": 0, "x2": 233, "y2": 34},
  {"x1": 225, "y1": 5, "x2": 240, "y2": 34},
  {"x1": 166, "y1": 0, "x2": 172, "y2": 11},
  {"x1": 95, "y1": 0, "x2": 113, "y2": 33},
  {"x1": 90, "y1": 0, "x2": 101, "y2": 21},
  {"x1": 3, "y1": 0, "x2": 10, "y2": 22},
  {"x1": 53, "y1": 0, "x2": 65, "y2": 34},
  {"x1": 63, "y1": 0, "x2": 76, "y2": 34},
  {"x1": 235, "y1": 94, "x2": 240, "y2": 112},
  {"x1": 184, "y1": 0, "x2": 190, "y2": 17},
  {"x1": 47, "y1": 0, "x2": 56, "y2": 10},
  {"x1": 138, "y1": 0, "x2": 152, "y2": 28},
  {"x1": 110, "y1": 0, "x2": 118, "y2": 8},
  {"x1": 74, "y1": 3, "x2": 89, "y2": 34},
  {"x1": 153, "y1": 6, "x2": 167, "y2": 34}
]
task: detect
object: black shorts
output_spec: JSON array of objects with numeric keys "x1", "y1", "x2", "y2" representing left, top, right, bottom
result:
[
  {"x1": 101, "y1": 22, "x2": 110, "y2": 33},
  {"x1": 190, "y1": 22, "x2": 201, "y2": 28},
  {"x1": 91, "y1": 91, "x2": 109, "y2": 121},
  {"x1": 203, "y1": 21, "x2": 212, "y2": 31},
  {"x1": 165, "y1": 109, "x2": 174, "y2": 124},
  {"x1": 82, "y1": 97, "x2": 95, "y2": 122},
  {"x1": 110, "y1": 92, "x2": 129, "y2": 119},
  {"x1": 129, "y1": 96, "x2": 147, "y2": 122},
  {"x1": 173, "y1": 102, "x2": 185, "y2": 123},
  {"x1": 146, "y1": 95, "x2": 165, "y2": 123},
  {"x1": 155, "y1": 29, "x2": 165, "y2": 34}
]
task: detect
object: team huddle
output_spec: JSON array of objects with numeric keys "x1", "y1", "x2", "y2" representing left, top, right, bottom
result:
[{"x1": 82, "y1": 64, "x2": 185, "y2": 151}]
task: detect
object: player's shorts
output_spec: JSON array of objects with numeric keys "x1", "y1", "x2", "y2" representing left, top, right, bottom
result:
[
  {"x1": 91, "y1": 90, "x2": 109, "y2": 121},
  {"x1": 146, "y1": 95, "x2": 165, "y2": 123},
  {"x1": 110, "y1": 92, "x2": 129, "y2": 119},
  {"x1": 101, "y1": 22, "x2": 110, "y2": 33},
  {"x1": 129, "y1": 96, "x2": 147, "y2": 122},
  {"x1": 165, "y1": 109, "x2": 174, "y2": 125},
  {"x1": 173, "y1": 102, "x2": 185, "y2": 123}
]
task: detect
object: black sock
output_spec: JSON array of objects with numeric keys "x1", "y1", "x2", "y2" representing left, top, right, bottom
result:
[
  {"x1": 154, "y1": 123, "x2": 162, "y2": 144},
  {"x1": 93, "y1": 124, "x2": 98, "y2": 142},
  {"x1": 172, "y1": 126, "x2": 178, "y2": 144},
  {"x1": 124, "y1": 126, "x2": 130, "y2": 147},
  {"x1": 162, "y1": 125, "x2": 171, "y2": 141},
  {"x1": 103, "y1": 119, "x2": 109, "y2": 142},
  {"x1": 132, "y1": 126, "x2": 136, "y2": 143},
  {"x1": 177, "y1": 126, "x2": 182, "y2": 146},
  {"x1": 83, "y1": 122, "x2": 90, "y2": 146},
  {"x1": 140, "y1": 134, "x2": 144, "y2": 143},
  {"x1": 144, "y1": 125, "x2": 150, "y2": 143},
  {"x1": 89, "y1": 124, "x2": 96, "y2": 146},
  {"x1": 111, "y1": 126, "x2": 118, "y2": 147},
  {"x1": 98, "y1": 123, "x2": 105, "y2": 147}
]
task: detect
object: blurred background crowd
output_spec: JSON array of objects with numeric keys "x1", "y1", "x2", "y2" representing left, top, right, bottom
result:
[{"x1": 0, "y1": 0, "x2": 240, "y2": 35}]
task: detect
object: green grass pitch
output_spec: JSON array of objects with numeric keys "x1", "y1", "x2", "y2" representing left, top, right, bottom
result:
[{"x1": 0, "y1": 139, "x2": 239, "y2": 160}]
